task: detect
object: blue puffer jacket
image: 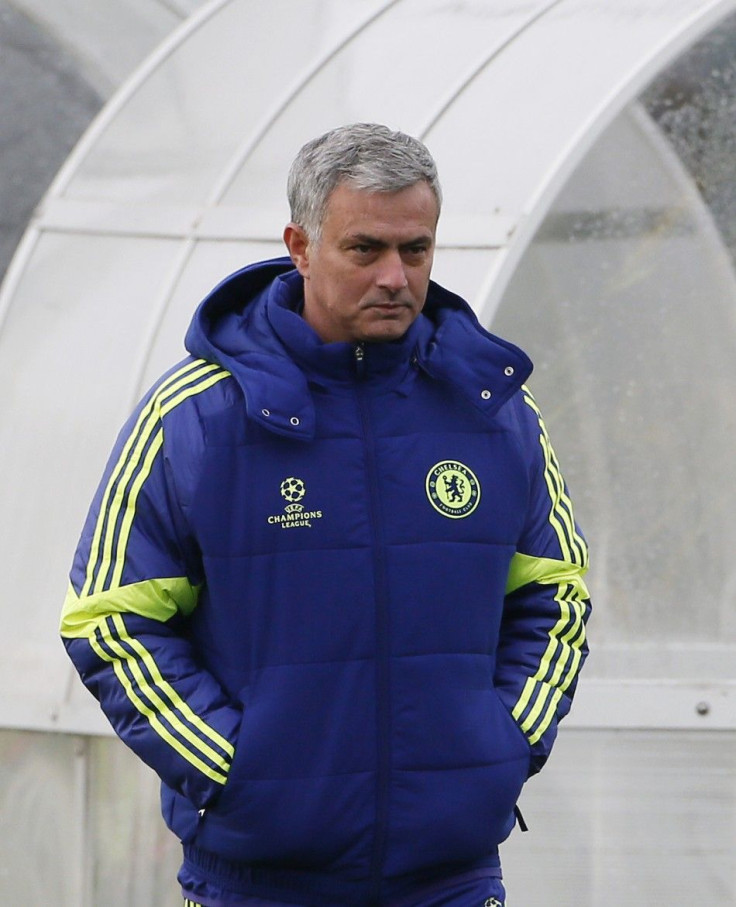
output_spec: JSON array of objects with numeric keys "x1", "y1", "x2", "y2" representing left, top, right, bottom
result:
[{"x1": 61, "y1": 257, "x2": 590, "y2": 906}]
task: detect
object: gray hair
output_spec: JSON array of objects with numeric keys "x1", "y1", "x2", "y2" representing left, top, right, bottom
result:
[{"x1": 287, "y1": 123, "x2": 442, "y2": 241}]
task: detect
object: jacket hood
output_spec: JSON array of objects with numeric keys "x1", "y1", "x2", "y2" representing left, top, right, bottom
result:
[{"x1": 185, "y1": 256, "x2": 533, "y2": 440}]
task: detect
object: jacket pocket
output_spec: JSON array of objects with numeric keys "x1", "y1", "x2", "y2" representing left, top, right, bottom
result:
[
  {"x1": 195, "y1": 664, "x2": 376, "y2": 870},
  {"x1": 203, "y1": 684, "x2": 251, "y2": 816},
  {"x1": 492, "y1": 685, "x2": 533, "y2": 760},
  {"x1": 383, "y1": 658, "x2": 532, "y2": 876},
  {"x1": 161, "y1": 784, "x2": 201, "y2": 845}
]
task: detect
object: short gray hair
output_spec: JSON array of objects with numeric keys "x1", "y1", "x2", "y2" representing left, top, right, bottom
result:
[{"x1": 287, "y1": 123, "x2": 442, "y2": 241}]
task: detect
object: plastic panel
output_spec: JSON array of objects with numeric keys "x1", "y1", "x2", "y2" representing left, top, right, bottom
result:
[
  {"x1": 0, "y1": 232, "x2": 184, "y2": 732},
  {"x1": 493, "y1": 103, "x2": 736, "y2": 679}
]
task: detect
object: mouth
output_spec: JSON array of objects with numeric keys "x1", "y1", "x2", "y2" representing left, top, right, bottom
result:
[{"x1": 364, "y1": 299, "x2": 412, "y2": 312}]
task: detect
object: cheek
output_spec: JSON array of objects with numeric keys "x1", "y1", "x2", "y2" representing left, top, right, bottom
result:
[
  {"x1": 338, "y1": 273, "x2": 372, "y2": 303},
  {"x1": 409, "y1": 269, "x2": 432, "y2": 300}
]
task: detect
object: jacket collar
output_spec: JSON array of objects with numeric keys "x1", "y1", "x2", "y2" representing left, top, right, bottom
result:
[
  {"x1": 416, "y1": 286, "x2": 533, "y2": 420},
  {"x1": 185, "y1": 257, "x2": 533, "y2": 441}
]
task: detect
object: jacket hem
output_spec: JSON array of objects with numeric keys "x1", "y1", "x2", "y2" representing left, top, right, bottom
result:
[{"x1": 181, "y1": 845, "x2": 501, "y2": 906}]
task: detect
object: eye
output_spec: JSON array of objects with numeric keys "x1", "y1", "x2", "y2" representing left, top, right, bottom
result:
[
  {"x1": 403, "y1": 243, "x2": 429, "y2": 259},
  {"x1": 348, "y1": 243, "x2": 379, "y2": 261}
]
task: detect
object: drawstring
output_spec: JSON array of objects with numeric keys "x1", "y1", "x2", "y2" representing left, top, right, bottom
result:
[{"x1": 514, "y1": 804, "x2": 528, "y2": 832}]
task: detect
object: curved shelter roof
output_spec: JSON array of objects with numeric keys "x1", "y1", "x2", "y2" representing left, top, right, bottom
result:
[{"x1": 2, "y1": 0, "x2": 736, "y2": 734}]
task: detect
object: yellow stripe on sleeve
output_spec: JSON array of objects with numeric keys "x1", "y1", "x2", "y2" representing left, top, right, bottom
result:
[
  {"x1": 60, "y1": 578, "x2": 200, "y2": 638},
  {"x1": 108, "y1": 369, "x2": 229, "y2": 591},
  {"x1": 505, "y1": 552, "x2": 589, "y2": 598},
  {"x1": 80, "y1": 360, "x2": 229, "y2": 596},
  {"x1": 110, "y1": 614, "x2": 234, "y2": 761},
  {"x1": 88, "y1": 615, "x2": 232, "y2": 784},
  {"x1": 510, "y1": 582, "x2": 588, "y2": 743},
  {"x1": 521, "y1": 387, "x2": 588, "y2": 570},
  {"x1": 82, "y1": 360, "x2": 217, "y2": 597}
]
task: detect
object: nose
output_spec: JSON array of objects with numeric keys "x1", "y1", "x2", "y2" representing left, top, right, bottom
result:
[{"x1": 376, "y1": 250, "x2": 409, "y2": 294}]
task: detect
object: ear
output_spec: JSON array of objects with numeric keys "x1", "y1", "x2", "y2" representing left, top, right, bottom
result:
[{"x1": 283, "y1": 223, "x2": 311, "y2": 278}]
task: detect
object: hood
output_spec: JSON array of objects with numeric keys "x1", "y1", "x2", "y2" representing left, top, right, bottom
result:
[{"x1": 185, "y1": 256, "x2": 533, "y2": 441}]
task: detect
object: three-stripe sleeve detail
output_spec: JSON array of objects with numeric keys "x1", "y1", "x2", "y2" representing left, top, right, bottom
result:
[
  {"x1": 90, "y1": 613, "x2": 234, "y2": 784},
  {"x1": 512, "y1": 388, "x2": 589, "y2": 745},
  {"x1": 72, "y1": 359, "x2": 234, "y2": 783},
  {"x1": 511, "y1": 581, "x2": 588, "y2": 744},
  {"x1": 81, "y1": 360, "x2": 229, "y2": 596},
  {"x1": 522, "y1": 387, "x2": 588, "y2": 571}
]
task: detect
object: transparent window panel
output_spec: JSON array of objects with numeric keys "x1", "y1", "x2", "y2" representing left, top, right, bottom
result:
[
  {"x1": 0, "y1": 731, "x2": 182, "y2": 905},
  {"x1": 0, "y1": 232, "x2": 184, "y2": 719},
  {"x1": 431, "y1": 247, "x2": 504, "y2": 311},
  {"x1": 503, "y1": 729, "x2": 736, "y2": 905},
  {"x1": 0, "y1": 730, "x2": 81, "y2": 902},
  {"x1": 493, "y1": 99, "x2": 736, "y2": 680},
  {"x1": 220, "y1": 0, "x2": 554, "y2": 209},
  {"x1": 88, "y1": 736, "x2": 181, "y2": 906},
  {"x1": 62, "y1": 0, "x2": 389, "y2": 206},
  {"x1": 13, "y1": 0, "x2": 196, "y2": 92},
  {"x1": 424, "y1": 3, "x2": 719, "y2": 222},
  {"x1": 643, "y1": 11, "x2": 736, "y2": 266}
]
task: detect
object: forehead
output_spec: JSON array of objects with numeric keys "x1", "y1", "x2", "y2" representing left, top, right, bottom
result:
[{"x1": 322, "y1": 181, "x2": 438, "y2": 239}]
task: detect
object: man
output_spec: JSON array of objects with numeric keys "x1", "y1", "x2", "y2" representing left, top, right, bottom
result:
[{"x1": 61, "y1": 123, "x2": 590, "y2": 907}]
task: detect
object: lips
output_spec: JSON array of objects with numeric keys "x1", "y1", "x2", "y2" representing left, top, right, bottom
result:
[{"x1": 365, "y1": 299, "x2": 412, "y2": 312}]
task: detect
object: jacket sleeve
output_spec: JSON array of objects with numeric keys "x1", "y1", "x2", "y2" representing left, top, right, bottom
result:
[
  {"x1": 494, "y1": 385, "x2": 591, "y2": 776},
  {"x1": 60, "y1": 360, "x2": 241, "y2": 809}
]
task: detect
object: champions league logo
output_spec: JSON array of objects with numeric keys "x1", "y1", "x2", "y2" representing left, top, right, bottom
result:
[{"x1": 267, "y1": 477, "x2": 323, "y2": 529}]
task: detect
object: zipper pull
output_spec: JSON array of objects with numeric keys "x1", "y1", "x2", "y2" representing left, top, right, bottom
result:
[{"x1": 354, "y1": 342, "x2": 365, "y2": 377}]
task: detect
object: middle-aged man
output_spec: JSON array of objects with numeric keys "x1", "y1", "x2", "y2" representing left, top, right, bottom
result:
[{"x1": 61, "y1": 123, "x2": 591, "y2": 907}]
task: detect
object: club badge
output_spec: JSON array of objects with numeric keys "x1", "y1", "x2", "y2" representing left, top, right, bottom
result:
[{"x1": 425, "y1": 460, "x2": 481, "y2": 519}]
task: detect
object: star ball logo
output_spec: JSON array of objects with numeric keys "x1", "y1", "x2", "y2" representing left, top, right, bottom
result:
[
  {"x1": 267, "y1": 476, "x2": 323, "y2": 529},
  {"x1": 425, "y1": 460, "x2": 481, "y2": 519},
  {"x1": 280, "y1": 476, "x2": 306, "y2": 504}
]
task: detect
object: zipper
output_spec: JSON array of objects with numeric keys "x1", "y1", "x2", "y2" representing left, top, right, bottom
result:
[
  {"x1": 354, "y1": 341, "x2": 366, "y2": 376},
  {"x1": 354, "y1": 341, "x2": 391, "y2": 902}
]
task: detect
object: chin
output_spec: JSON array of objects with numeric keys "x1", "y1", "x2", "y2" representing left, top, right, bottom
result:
[
  {"x1": 364, "y1": 327, "x2": 409, "y2": 343},
  {"x1": 362, "y1": 314, "x2": 415, "y2": 343}
]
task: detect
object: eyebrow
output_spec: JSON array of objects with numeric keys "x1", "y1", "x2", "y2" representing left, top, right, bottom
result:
[{"x1": 343, "y1": 232, "x2": 434, "y2": 249}]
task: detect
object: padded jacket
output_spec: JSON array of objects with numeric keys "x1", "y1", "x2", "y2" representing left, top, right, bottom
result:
[{"x1": 61, "y1": 257, "x2": 590, "y2": 906}]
